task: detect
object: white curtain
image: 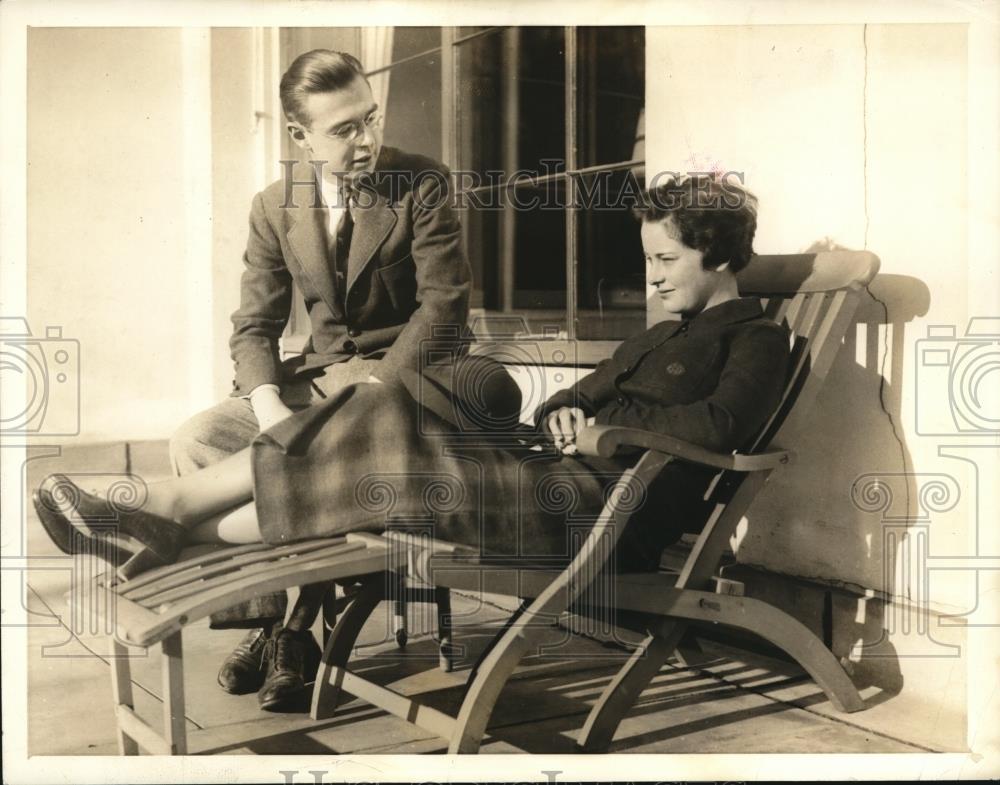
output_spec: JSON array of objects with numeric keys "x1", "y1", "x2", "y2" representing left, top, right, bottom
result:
[{"x1": 361, "y1": 27, "x2": 394, "y2": 112}]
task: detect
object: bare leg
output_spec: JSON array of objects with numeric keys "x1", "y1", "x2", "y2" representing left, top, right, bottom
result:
[
  {"x1": 140, "y1": 447, "x2": 255, "y2": 527},
  {"x1": 187, "y1": 500, "x2": 263, "y2": 544}
]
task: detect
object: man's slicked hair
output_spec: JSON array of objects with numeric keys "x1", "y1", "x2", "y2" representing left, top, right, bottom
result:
[{"x1": 280, "y1": 49, "x2": 369, "y2": 126}]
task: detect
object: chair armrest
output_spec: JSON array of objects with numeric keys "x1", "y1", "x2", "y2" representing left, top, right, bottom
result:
[{"x1": 575, "y1": 424, "x2": 793, "y2": 472}]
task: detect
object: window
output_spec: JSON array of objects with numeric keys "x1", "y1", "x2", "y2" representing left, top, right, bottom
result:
[{"x1": 382, "y1": 27, "x2": 646, "y2": 350}]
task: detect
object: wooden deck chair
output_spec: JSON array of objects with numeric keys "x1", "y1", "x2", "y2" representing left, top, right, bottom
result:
[
  {"x1": 77, "y1": 536, "x2": 404, "y2": 755},
  {"x1": 308, "y1": 250, "x2": 880, "y2": 753}
]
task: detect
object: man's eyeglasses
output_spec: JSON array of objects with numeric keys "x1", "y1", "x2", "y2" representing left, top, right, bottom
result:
[{"x1": 320, "y1": 110, "x2": 384, "y2": 144}]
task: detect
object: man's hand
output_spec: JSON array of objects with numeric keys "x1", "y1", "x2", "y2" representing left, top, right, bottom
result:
[
  {"x1": 250, "y1": 387, "x2": 294, "y2": 433},
  {"x1": 543, "y1": 406, "x2": 592, "y2": 455}
]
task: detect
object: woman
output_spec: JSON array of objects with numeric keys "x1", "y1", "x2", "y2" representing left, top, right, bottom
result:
[{"x1": 33, "y1": 174, "x2": 790, "y2": 584}]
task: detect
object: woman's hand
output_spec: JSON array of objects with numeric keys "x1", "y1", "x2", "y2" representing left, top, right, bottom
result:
[{"x1": 543, "y1": 406, "x2": 590, "y2": 454}]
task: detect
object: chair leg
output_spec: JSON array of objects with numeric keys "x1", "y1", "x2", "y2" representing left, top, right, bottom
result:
[
  {"x1": 448, "y1": 599, "x2": 545, "y2": 754},
  {"x1": 435, "y1": 587, "x2": 453, "y2": 672},
  {"x1": 311, "y1": 575, "x2": 385, "y2": 721},
  {"x1": 393, "y1": 571, "x2": 408, "y2": 648},
  {"x1": 109, "y1": 638, "x2": 139, "y2": 755},
  {"x1": 461, "y1": 599, "x2": 530, "y2": 701},
  {"x1": 160, "y1": 632, "x2": 187, "y2": 755},
  {"x1": 322, "y1": 584, "x2": 340, "y2": 648},
  {"x1": 659, "y1": 591, "x2": 866, "y2": 714},
  {"x1": 577, "y1": 621, "x2": 688, "y2": 752}
]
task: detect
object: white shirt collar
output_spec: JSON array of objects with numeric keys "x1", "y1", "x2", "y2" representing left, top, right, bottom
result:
[{"x1": 319, "y1": 176, "x2": 349, "y2": 210}]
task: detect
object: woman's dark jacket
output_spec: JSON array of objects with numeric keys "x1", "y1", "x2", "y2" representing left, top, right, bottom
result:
[{"x1": 251, "y1": 297, "x2": 790, "y2": 570}]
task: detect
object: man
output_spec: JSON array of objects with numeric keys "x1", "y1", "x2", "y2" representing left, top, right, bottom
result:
[{"x1": 170, "y1": 49, "x2": 470, "y2": 710}]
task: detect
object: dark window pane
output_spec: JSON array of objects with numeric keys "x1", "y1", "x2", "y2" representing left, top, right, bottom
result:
[
  {"x1": 577, "y1": 27, "x2": 644, "y2": 169},
  {"x1": 575, "y1": 171, "x2": 647, "y2": 340},
  {"x1": 517, "y1": 27, "x2": 566, "y2": 175},
  {"x1": 461, "y1": 201, "x2": 500, "y2": 311},
  {"x1": 382, "y1": 52, "x2": 442, "y2": 162},
  {"x1": 513, "y1": 202, "x2": 566, "y2": 311},
  {"x1": 463, "y1": 186, "x2": 567, "y2": 317},
  {"x1": 457, "y1": 27, "x2": 566, "y2": 179},
  {"x1": 390, "y1": 27, "x2": 441, "y2": 61},
  {"x1": 456, "y1": 29, "x2": 504, "y2": 181}
]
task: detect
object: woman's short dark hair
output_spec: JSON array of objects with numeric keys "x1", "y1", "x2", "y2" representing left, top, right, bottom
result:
[
  {"x1": 635, "y1": 174, "x2": 758, "y2": 273},
  {"x1": 280, "y1": 49, "x2": 369, "y2": 126}
]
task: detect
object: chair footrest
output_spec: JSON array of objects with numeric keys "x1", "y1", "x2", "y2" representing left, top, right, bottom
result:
[{"x1": 78, "y1": 535, "x2": 404, "y2": 648}]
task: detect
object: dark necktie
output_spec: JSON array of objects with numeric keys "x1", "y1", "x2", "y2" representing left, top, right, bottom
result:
[{"x1": 331, "y1": 200, "x2": 354, "y2": 310}]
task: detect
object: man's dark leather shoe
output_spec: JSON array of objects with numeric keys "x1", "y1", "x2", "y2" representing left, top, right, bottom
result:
[
  {"x1": 217, "y1": 628, "x2": 271, "y2": 694},
  {"x1": 257, "y1": 627, "x2": 322, "y2": 711}
]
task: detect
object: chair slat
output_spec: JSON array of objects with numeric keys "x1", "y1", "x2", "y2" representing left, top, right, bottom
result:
[
  {"x1": 123, "y1": 538, "x2": 351, "y2": 601},
  {"x1": 134, "y1": 549, "x2": 398, "y2": 646},
  {"x1": 115, "y1": 542, "x2": 272, "y2": 594},
  {"x1": 775, "y1": 289, "x2": 856, "y2": 441},
  {"x1": 139, "y1": 540, "x2": 367, "y2": 607},
  {"x1": 118, "y1": 538, "x2": 345, "y2": 597},
  {"x1": 787, "y1": 292, "x2": 825, "y2": 339},
  {"x1": 761, "y1": 296, "x2": 790, "y2": 323},
  {"x1": 750, "y1": 336, "x2": 813, "y2": 453},
  {"x1": 781, "y1": 294, "x2": 804, "y2": 333}
]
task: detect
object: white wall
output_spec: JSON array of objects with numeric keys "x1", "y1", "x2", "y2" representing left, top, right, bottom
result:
[
  {"x1": 210, "y1": 27, "x2": 265, "y2": 404},
  {"x1": 27, "y1": 28, "x2": 213, "y2": 441},
  {"x1": 25, "y1": 28, "x2": 365, "y2": 434},
  {"x1": 645, "y1": 24, "x2": 991, "y2": 613}
]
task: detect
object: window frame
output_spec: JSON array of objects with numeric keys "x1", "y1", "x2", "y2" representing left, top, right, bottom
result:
[{"x1": 370, "y1": 26, "x2": 646, "y2": 359}]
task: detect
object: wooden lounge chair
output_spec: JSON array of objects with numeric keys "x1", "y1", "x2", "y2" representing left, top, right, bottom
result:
[
  {"x1": 308, "y1": 249, "x2": 880, "y2": 753},
  {"x1": 80, "y1": 249, "x2": 877, "y2": 755}
]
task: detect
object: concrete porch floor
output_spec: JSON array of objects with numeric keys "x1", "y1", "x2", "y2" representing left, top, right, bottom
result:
[{"x1": 20, "y1": 442, "x2": 957, "y2": 757}]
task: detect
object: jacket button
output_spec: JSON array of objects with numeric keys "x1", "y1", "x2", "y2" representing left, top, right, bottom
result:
[
  {"x1": 616, "y1": 396, "x2": 626, "y2": 405},
  {"x1": 344, "y1": 339, "x2": 358, "y2": 353},
  {"x1": 347, "y1": 328, "x2": 360, "y2": 338}
]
